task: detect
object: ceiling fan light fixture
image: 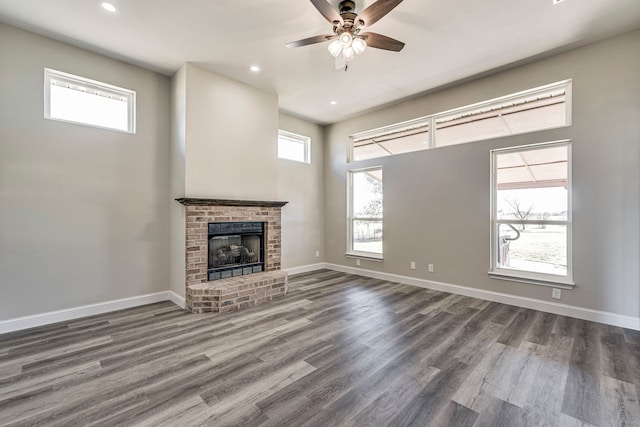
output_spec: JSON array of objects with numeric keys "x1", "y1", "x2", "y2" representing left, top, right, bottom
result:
[
  {"x1": 339, "y1": 31, "x2": 353, "y2": 47},
  {"x1": 328, "y1": 40, "x2": 343, "y2": 57},
  {"x1": 352, "y1": 37, "x2": 367, "y2": 55},
  {"x1": 287, "y1": 0, "x2": 406, "y2": 71}
]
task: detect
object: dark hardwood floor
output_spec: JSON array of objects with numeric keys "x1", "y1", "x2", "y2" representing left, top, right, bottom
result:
[{"x1": 1, "y1": 270, "x2": 639, "y2": 426}]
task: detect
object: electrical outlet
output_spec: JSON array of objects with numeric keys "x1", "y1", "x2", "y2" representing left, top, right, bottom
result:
[
  {"x1": 315, "y1": 250, "x2": 320, "y2": 258},
  {"x1": 410, "y1": 261, "x2": 416, "y2": 270},
  {"x1": 552, "y1": 288, "x2": 561, "y2": 299},
  {"x1": 356, "y1": 259, "x2": 361, "y2": 266},
  {"x1": 428, "y1": 264, "x2": 434, "y2": 273}
]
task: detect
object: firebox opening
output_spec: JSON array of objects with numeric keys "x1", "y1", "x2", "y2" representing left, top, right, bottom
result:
[{"x1": 207, "y1": 222, "x2": 265, "y2": 281}]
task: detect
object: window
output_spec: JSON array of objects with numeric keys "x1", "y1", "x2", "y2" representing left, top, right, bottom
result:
[
  {"x1": 350, "y1": 80, "x2": 571, "y2": 162},
  {"x1": 351, "y1": 118, "x2": 429, "y2": 162},
  {"x1": 44, "y1": 68, "x2": 136, "y2": 133},
  {"x1": 490, "y1": 141, "x2": 572, "y2": 287},
  {"x1": 434, "y1": 82, "x2": 570, "y2": 147},
  {"x1": 278, "y1": 130, "x2": 310, "y2": 163},
  {"x1": 348, "y1": 167, "x2": 383, "y2": 258}
]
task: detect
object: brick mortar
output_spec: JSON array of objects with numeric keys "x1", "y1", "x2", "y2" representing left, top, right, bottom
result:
[{"x1": 186, "y1": 271, "x2": 288, "y2": 314}]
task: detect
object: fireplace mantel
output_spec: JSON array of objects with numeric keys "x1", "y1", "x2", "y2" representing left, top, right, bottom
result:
[{"x1": 176, "y1": 198, "x2": 288, "y2": 208}]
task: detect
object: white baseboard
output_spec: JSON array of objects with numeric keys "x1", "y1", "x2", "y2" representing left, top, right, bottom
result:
[
  {"x1": 3, "y1": 265, "x2": 637, "y2": 334},
  {"x1": 168, "y1": 290, "x2": 186, "y2": 309},
  {"x1": 284, "y1": 263, "x2": 327, "y2": 275},
  {"x1": 0, "y1": 291, "x2": 184, "y2": 335},
  {"x1": 325, "y1": 263, "x2": 640, "y2": 331}
]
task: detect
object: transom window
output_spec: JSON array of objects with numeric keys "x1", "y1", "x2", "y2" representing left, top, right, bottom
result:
[
  {"x1": 490, "y1": 141, "x2": 573, "y2": 287},
  {"x1": 434, "y1": 86, "x2": 567, "y2": 147},
  {"x1": 348, "y1": 167, "x2": 383, "y2": 258},
  {"x1": 44, "y1": 68, "x2": 136, "y2": 133},
  {"x1": 278, "y1": 130, "x2": 310, "y2": 164},
  {"x1": 350, "y1": 80, "x2": 571, "y2": 162},
  {"x1": 351, "y1": 118, "x2": 429, "y2": 162}
]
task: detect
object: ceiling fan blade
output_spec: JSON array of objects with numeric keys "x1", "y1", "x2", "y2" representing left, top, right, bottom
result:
[
  {"x1": 309, "y1": 0, "x2": 343, "y2": 25},
  {"x1": 357, "y1": 0, "x2": 403, "y2": 28},
  {"x1": 361, "y1": 32, "x2": 405, "y2": 52},
  {"x1": 286, "y1": 34, "x2": 335, "y2": 49}
]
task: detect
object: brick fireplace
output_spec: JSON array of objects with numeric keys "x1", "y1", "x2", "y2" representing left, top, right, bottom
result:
[{"x1": 176, "y1": 198, "x2": 288, "y2": 313}]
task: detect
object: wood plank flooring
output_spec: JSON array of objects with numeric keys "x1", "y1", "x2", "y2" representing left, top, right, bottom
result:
[{"x1": 1, "y1": 270, "x2": 639, "y2": 426}]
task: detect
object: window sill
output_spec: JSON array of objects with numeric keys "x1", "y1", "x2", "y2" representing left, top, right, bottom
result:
[
  {"x1": 345, "y1": 252, "x2": 384, "y2": 262},
  {"x1": 489, "y1": 272, "x2": 575, "y2": 289}
]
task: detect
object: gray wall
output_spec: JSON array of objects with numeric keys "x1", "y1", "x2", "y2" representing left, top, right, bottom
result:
[
  {"x1": 183, "y1": 63, "x2": 279, "y2": 200},
  {"x1": 278, "y1": 113, "x2": 325, "y2": 269},
  {"x1": 0, "y1": 23, "x2": 171, "y2": 320},
  {"x1": 324, "y1": 30, "x2": 640, "y2": 318}
]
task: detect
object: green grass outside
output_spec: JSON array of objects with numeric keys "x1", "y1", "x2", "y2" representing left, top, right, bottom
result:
[{"x1": 507, "y1": 228, "x2": 566, "y2": 267}]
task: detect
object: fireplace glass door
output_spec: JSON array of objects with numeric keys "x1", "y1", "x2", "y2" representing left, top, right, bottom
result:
[{"x1": 207, "y1": 222, "x2": 264, "y2": 281}]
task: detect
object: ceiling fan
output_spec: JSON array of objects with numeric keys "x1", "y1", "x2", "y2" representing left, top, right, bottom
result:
[{"x1": 286, "y1": 0, "x2": 405, "y2": 71}]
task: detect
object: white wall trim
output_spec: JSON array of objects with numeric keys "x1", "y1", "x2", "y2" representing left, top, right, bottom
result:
[
  {"x1": 0, "y1": 264, "x2": 325, "y2": 335},
  {"x1": 284, "y1": 263, "x2": 328, "y2": 275},
  {"x1": 325, "y1": 263, "x2": 640, "y2": 331},
  {"x1": 168, "y1": 290, "x2": 186, "y2": 309},
  {"x1": 0, "y1": 291, "x2": 184, "y2": 334},
  {"x1": 3, "y1": 264, "x2": 637, "y2": 334}
]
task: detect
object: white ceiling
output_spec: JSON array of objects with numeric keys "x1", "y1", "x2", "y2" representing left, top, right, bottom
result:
[{"x1": 1, "y1": 0, "x2": 639, "y2": 124}]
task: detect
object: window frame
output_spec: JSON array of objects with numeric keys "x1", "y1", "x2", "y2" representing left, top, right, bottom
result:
[
  {"x1": 349, "y1": 79, "x2": 572, "y2": 163},
  {"x1": 346, "y1": 166, "x2": 384, "y2": 260},
  {"x1": 44, "y1": 68, "x2": 136, "y2": 134},
  {"x1": 277, "y1": 129, "x2": 311, "y2": 164},
  {"x1": 489, "y1": 140, "x2": 574, "y2": 288},
  {"x1": 349, "y1": 117, "x2": 429, "y2": 163}
]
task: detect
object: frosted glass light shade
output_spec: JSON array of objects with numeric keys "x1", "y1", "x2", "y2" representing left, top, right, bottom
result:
[
  {"x1": 328, "y1": 40, "x2": 342, "y2": 57},
  {"x1": 352, "y1": 38, "x2": 367, "y2": 55},
  {"x1": 343, "y1": 47, "x2": 355, "y2": 62}
]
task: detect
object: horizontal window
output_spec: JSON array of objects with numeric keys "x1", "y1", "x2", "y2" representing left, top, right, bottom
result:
[
  {"x1": 44, "y1": 68, "x2": 136, "y2": 133},
  {"x1": 278, "y1": 130, "x2": 310, "y2": 164},
  {"x1": 434, "y1": 86, "x2": 567, "y2": 147},
  {"x1": 352, "y1": 118, "x2": 429, "y2": 162},
  {"x1": 350, "y1": 80, "x2": 571, "y2": 162}
]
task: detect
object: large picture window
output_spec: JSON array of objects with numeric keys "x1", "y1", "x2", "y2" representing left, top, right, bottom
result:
[
  {"x1": 348, "y1": 167, "x2": 383, "y2": 258},
  {"x1": 490, "y1": 141, "x2": 573, "y2": 287},
  {"x1": 44, "y1": 68, "x2": 136, "y2": 133}
]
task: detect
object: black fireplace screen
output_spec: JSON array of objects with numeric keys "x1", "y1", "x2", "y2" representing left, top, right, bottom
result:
[{"x1": 207, "y1": 222, "x2": 264, "y2": 281}]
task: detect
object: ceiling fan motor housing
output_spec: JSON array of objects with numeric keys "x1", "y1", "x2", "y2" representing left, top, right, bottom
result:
[
  {"x1": 338, "y1": 0, "x2": 359, "y2": 28},
  {"x1": 339, "y1": 0, "x2": 356, "y2": 14}
]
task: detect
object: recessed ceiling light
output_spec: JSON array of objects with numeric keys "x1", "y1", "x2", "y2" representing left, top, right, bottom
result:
[
  {"x1": 330, "y1": 101, "x2": 337, "y2": 105},
  {"x1": 552, "y1": 0, "x2": 566, "y2": 4},
  {"x1": 249, "y1": 65, "x2": 261, "y2": 73},
  {"x1": 101, "y1": 2, "x2": 117, "y2": 12}
]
